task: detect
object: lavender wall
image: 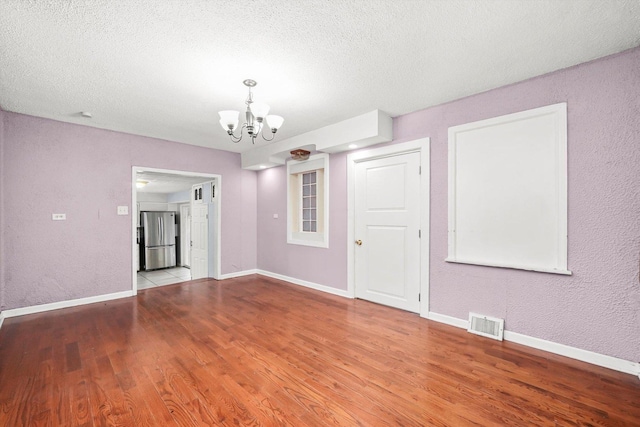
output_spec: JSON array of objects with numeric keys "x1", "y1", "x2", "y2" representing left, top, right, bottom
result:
[
  {"x1": 1, "y1": 112, "x2": 257, "y2": 310},
  {"x1": 255, "y1": 47, "x2": 640, "y2": 362},
  {"x1": 257, "y1": 154, "x2": 349, "y2": 289}
]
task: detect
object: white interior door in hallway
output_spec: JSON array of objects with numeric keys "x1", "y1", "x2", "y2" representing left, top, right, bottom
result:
[
  {"x1": 354, "y1": 151, "x2": 421, "y2": 313},
  {"x1": 180, "y1": 204, "x2": 191, "y2": 267},
  {"x1": 190, "y1": 203, "x2": 208, "y2": 279}
]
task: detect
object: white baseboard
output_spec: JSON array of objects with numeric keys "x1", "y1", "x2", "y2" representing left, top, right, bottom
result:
[
  {"x1": 217, "y1": 269, "x2": 259, "y2": 280},
  {"x1": 257, "y1": 270, "x2": 352, "y2": 299},
  {"x1": 504, "y1": 330, "x2": 640, "y2": 378},
  {"x1": 1, "y1": 290, "x2": 135, "y2": 319},
  {"x1": 428, "y1": 311, "x2": 640, "y2": 378},
  {"x1": 426, "y1": 311, "x2": 469, "y2": 329},
  {"x1": 0, "y1": 313, "x2": 4, "y2": 330}
]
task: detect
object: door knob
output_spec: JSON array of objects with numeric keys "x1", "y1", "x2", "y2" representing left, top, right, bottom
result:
[{"x1": 355, "y1": 240, "x2": 362, "y2": 246}]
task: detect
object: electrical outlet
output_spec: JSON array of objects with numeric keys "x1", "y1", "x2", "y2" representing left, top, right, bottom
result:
[
  {"x1": 52, "y1": 213, "x2": 66, "y2": 221},
  {"x1": 273, "y1": 213, "x2": 279, "y2": 219},
  {"x1": 117, "y1": 206, "x2": 129, "y2": 215}
]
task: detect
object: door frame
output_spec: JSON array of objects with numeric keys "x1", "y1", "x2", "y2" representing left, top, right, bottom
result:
[
  {"x1": 131, "y1": 167, "x2": 222, "y2": 295},
  {"x1": 346, "y1": 138, "x2": 430, "y2": 317},
  {"x1": 179, "y1": 203, "x2": 191, "y2": 267}
]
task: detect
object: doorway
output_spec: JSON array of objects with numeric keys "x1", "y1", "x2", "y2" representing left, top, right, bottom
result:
[
  {"x1": 347, "y1": 138, "x2": 430, "y2": 317},
  {"x1": 131, "y1": 167, "x2": 222, "y2": 294},
  {"x1": 137, "y1": 267, "x2": 192, "y2": 290}
]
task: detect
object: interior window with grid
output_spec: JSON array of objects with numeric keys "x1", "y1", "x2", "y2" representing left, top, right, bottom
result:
[
  {"x1": 287, "y1": 153, "x2": 329, "y2": 248},
  {"x1": 301, "y1": 171, "x2": 317, "y2": 232}
]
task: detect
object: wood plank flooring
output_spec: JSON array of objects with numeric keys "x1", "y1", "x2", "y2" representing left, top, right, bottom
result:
[{"x1": 1, "y1": 275, "x2": 639, "y2": 426}]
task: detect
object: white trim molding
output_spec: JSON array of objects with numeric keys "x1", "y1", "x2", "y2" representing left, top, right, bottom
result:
[
  {"x1": 217, "y1": 269, "x2": 259, "y2": 280},
  {"x1": 427, "y1": 311, "x2": 469, "y2": 329},
  {"x1": 0, "y1": 312, "x2": 5, "y2": 330},
  {"x1": 257, "y1": 270, "x2": 352, "y2": 299},
  {"x1": 1, "y1": 290, "x2": 135, "y2": 319},
  {"x1": 428, "y1": 311, "x2": 640, "y2": 378},
  {"x1": 503, "y1": 330, "x2": 640, "y2": 378}
]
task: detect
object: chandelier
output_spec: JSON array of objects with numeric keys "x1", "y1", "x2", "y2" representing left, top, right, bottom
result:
[{"x1": 218, "y1": 79, "x2": 284, "y2": 144}]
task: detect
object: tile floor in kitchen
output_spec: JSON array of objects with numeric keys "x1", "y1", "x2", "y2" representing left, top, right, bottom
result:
[{"x1": 137, "y1": 266, "x2": 191, "y2": 290}]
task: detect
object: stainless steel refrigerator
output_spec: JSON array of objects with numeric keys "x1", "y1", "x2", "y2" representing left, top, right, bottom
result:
[{"x1": 141, "y1": 211, "x2": 176, "y2": 270}]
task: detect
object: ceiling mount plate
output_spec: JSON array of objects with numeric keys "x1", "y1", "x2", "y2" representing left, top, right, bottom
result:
[
  {"x1": 290, "y1": 149, "x2": 311, "y2": 161},
  {"x1": 243, "y1": 79, "x2": 257, "y2": 87}
]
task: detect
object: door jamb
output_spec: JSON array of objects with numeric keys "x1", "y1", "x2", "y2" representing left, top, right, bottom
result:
[
  {"x1": 131, "y1": 167, "x2": 222, "y2": 295},
  {"x1": 346, "y1": 138, "x2": 430, "y2": 317},
  {"x1": 179, "y1": 203, "x2": 191, "y2": 267}
]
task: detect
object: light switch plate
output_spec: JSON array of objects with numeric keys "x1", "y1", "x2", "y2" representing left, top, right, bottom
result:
[
  {"x1": 117, "y1": 206, "x2": 129, "y2": 215},
  {"x1": 273, "y1": 213, "x2": 279, "y2": 219},
  {"x1": 52, "y1": 213, "x2": 66, "y2": 220}
]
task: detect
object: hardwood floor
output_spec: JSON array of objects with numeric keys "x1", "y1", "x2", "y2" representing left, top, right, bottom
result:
[{"x1": 1, "y1": 275, "x2": 639, "y2": 426}]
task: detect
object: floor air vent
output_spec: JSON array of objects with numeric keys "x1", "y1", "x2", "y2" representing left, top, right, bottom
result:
[{"x1": 468, "y1": 313, "x2": 504, "y2": 341}]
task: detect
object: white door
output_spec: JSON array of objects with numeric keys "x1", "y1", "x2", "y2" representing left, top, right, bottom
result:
[
  {"x1": 180, "y1": 204, "x2": 191, "y2": 267},
  {"x1": 354, "y1": 152, "x2": 421, "y2": 313},
  {"x1": 191, "y1": 203, "x2": 208, "y2": 279}
]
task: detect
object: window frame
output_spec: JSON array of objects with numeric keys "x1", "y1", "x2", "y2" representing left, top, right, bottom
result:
[
  {"x1": 287, "y1": 153, "x2": 329, "y2": 248},
  {"x1": 300, "y1": 171, "x2": 318, "y2": 232}
]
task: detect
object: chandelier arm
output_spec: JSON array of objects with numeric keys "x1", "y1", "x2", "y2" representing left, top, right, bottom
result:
[
  {"x1": 260, "y1": 130, "x2": 276, "y2": 142},
  {"x1": 228, "y1": 124, "x2": 248, "y2": 143}
]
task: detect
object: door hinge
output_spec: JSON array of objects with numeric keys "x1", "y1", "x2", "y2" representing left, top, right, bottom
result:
[
  {"x1": 418, "y1": 229, "x2": 421, "y2": 238},
  {"x1": 419, "y1": 166, "x2": 422, "y2": 175},
  {"x1": 418, "y1": 293, "x2": 421, "y2": 302}
]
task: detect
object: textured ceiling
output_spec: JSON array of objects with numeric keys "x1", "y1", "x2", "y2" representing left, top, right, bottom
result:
[{"x1": 1, "y1": 0, "x2": 639, "y2": 154}]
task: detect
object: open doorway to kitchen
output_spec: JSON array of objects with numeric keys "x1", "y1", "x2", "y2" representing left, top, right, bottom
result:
[{"x1": 131, "y1": 167, "x2": 221, "y2": 294}]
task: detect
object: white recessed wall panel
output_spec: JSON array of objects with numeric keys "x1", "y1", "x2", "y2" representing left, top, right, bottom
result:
[
  {"x1": 447, "y1": 103, "x2": 570, "y2": 275},
  {"x1": 366, "y1": 226, "x2": 407, "y2": 297},
  {"x1": 366, "y1": 164, "x2": 407, "y2": 211}
]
